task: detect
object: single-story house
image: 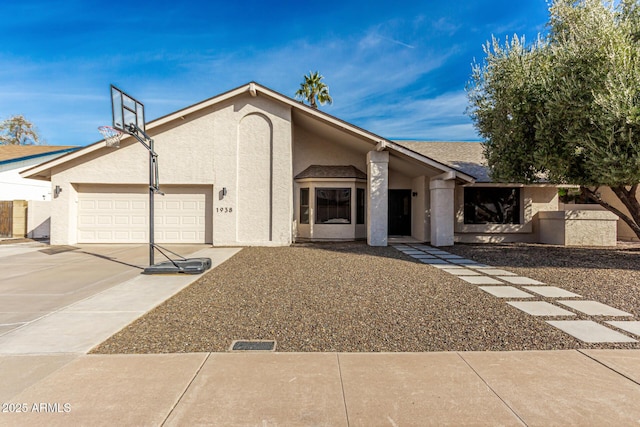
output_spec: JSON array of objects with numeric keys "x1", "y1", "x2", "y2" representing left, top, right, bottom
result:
[
  {"x1": 21, "y1": 82, "x2": 623, "y2": 247},
  {"x1": 0, "y1": 145, "x2": 78, "y2": 201},
  {"x1": 1, "y1": 145, "x2": 79, "y2": 239}
]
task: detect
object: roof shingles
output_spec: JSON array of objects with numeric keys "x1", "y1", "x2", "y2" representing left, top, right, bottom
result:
[
  {"x1": 395, "y1": 141, "x2": 491, "y2": 182},
  {"x1": 0, "y1": 145, "x2": 78, "y2": 163},
  {"x1": 295, "y1": 165, "x2": 367, "y2": 180}
]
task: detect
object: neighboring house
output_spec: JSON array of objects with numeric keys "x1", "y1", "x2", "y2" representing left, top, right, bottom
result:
[
  {"x1": 0, "y1": 146, "x2": 79, "y2": 201},
  {"x1": 0, "y1": 145, "x2": 79, "y2": 238},
  {"x1": 21, "y1": 82, "x2": 621, "y2": 247}
]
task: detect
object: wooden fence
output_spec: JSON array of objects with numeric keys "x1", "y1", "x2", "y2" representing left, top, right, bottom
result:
[{"x1": 0, "y1": 201, "x2": 13, "y2": 237}]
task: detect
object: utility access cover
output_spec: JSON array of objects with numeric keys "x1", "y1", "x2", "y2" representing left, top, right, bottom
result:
[{"x1": 230, "y1": 340, "x2": 277, "y2": 351}]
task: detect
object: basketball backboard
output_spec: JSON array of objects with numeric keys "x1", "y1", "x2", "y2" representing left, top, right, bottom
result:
[{"x1": 111, "y1": 85, "x2": 145, "y2": 133}]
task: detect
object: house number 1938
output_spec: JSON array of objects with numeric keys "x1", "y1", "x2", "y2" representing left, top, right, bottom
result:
[{"x1": 216, "y1": 207, "x2": 233, "y2": 213}]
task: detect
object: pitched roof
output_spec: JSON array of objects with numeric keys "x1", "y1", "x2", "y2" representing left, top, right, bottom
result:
[
  {"x1": 0, "y1": 145, "x2": 79, "y2": 164},
  {"x1": 21, "y1": 83, "x2": 474, "y2": 183},
  {"x1": 295, "y1": 165, "x2": 367, "y2": 180},
  {"x1": 395, "y1": 141, "x2": 490, "y2": 182}
]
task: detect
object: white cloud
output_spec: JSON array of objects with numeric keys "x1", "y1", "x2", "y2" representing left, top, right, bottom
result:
[
  {"x1": 0, "y1": 17, "x2": 479, "y2": 145},
  {"x1": 432, "y1": 17, "x2": 462, "y2": 36},
  {"x1": 355, "y1": 91, "x2": 480, "y2": 140},
  {"x1": 152, "y1": 28, "x2": 477, "y2": 141}
]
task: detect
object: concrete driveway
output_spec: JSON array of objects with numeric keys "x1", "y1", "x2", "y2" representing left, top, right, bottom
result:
[{"x1": 0, "y1": 241, "x2": 240, "y2": 353}]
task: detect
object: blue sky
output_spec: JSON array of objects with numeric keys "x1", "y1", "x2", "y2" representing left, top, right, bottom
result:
[{"x1": 1, "y1": 0, "x2": 550, "y2": 146}]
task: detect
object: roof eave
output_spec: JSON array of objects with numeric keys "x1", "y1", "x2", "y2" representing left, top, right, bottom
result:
[
  {"x1": 20, "y1": 82, "x2": 476, "y2": 183},
  {"x1": 0, "y1": 147, "x2": 79, "y2": 166},
  {"x1": 20, "y1": 140, "x2": 126, "y2": 180}
]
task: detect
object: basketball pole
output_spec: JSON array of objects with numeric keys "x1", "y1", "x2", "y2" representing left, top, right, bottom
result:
[
  {"x1": 149, "y1": 144, "x2": 154, "y2": 266},
  {"x1": 125, "y1": 123, "x2": 162, "y2": 267},
  {"x1": 106, "y1": 84, "x2": 210, "y2": 275}
]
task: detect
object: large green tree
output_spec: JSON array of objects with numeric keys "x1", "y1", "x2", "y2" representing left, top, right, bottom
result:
[
  {"x1": 0, "y1": 115, "x2": 41, "y2": 145},
  {"x1": 295, "y1": 71, "x2": 333, "y2": 109},
  {"x1": 467, "y1": 0, "x2": 640, "y2": 239}
]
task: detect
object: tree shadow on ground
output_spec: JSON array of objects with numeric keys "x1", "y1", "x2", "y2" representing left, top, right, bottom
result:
[
  {"x1": 446, "y1": 243, "x2": 640, "y2": 271},
  {"x1": 292, "y1": 240, "x2": 640, "y2": 272},
  {"x1": 292, "y1": 240, "x2": 421, "y2": 264}
]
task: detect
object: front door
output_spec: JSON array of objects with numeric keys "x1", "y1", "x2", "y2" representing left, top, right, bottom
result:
[{"x1": 388, "y1": 190, "x2": 411, "y2": 236}]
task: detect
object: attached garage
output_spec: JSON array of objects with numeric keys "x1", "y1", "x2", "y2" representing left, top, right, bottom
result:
[{"x1": 76, "y1": 184, "x2": 212, "y2": 243}]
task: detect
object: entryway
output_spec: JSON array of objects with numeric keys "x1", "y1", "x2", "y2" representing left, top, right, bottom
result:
[{"x1": 388, "y1": 190, "x2": 411, "y2": 236}]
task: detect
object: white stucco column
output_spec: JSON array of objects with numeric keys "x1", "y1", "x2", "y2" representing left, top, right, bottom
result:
[
  {"x1": 430, "y1": 175, "x2": 455, "y2": 247},
  {"x1": 367, "y1": 150, "x2": 389, "y2": 246}
]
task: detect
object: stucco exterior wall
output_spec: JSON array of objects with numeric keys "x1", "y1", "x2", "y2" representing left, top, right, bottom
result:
[
  {"x1": 388, "y1": 172, "x2": 412, "y2": 189},
  {"x1": 411, "y1": 176, "x2": 429, "y2": 242},
  {"x1": 430, "y1": 178, "x2": 455, "y2": 246},
  {"x1": 367, "y1": 151, "x2": 389, "y2": 246},
  {"x1": 211, "y1": 97, "x2": 293, "y2": 246},
  {"x1": 27, "y1": 200, "x2": 51, "y2": 239},
  {"x1": 292, "y1": 126, "x2": 366, "y2": 176},
  {"x1": 539, "y1": 210, "x2": 618, "y2": 246},
  {"x1": 598, "y1": 186, "x2": 640, "y2": 242},
  {"x1": 49, "y1": 93, "x2": 293, "y2": 246}
]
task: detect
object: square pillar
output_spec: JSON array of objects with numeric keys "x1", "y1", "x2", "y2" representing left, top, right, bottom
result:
[
  {"x1": 367, "y1": 151, "x2": 389, "y2": 246},
  {"x1": 412, "y1": 176, "x2": 429, "y2": 242},
  {"x1": 430, "y1": 178, "x2": 455, "y2": 246}
]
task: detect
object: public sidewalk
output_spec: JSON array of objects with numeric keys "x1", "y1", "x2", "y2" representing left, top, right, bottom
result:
[{"x1": 1, "y1": 350, "x2": 639, "y2": 426}]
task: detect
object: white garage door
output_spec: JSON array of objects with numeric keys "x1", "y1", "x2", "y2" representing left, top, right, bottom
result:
[{"x1": 77, "y1": 184, "x2": 212, "y2": 243}]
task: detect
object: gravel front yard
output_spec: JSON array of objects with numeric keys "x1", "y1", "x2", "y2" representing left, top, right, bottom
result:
[{"x1": 92, "y1": 242, "x2": 640, "y2": 353}]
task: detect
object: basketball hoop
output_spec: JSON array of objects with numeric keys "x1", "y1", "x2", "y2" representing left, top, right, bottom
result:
[{"x1": 98, "y1": 125, "x2": 122, "y2": 148}]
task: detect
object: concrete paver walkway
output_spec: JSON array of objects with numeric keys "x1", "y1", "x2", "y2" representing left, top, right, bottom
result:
[
  {"x1": 1, "y1": 350, "x2": 639, "y2": 426},
  {"x1": 394, "y1": 244, "x2": 639, "y2": 344}
]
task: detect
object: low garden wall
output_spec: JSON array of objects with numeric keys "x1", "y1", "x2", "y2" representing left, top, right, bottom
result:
[{"x1": 539, "y1": 209, "x2": 618, "y2": 246}]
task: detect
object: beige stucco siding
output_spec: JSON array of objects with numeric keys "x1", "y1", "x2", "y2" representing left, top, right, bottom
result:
[
  {"x1": 539, "y1": 210, "x2": 618, "y2": 246},
  {"x1": 210, "y1": 96, "x2": 293, "y2": 246},
  {"x1": 388, "y1": 171, "x2": 412, "y2": 189},
  {"x1": 292, "y1": 126, "x2": 366, "y2": 176},
  {"x1": 412, "y1": 176, "x2": 429, "y2": 241},
  {"x1": 598, "y1": 186, "x2": 640, "y2": 241}
]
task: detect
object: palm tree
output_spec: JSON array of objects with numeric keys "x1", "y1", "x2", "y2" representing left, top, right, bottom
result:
[{"x1": 295, "y1": 71, "x2": 333, "y2": 109}]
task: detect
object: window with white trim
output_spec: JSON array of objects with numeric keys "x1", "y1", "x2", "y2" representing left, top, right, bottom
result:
[{"x1": 300, "y1": 188, "x2": 309, "y2": 224}]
